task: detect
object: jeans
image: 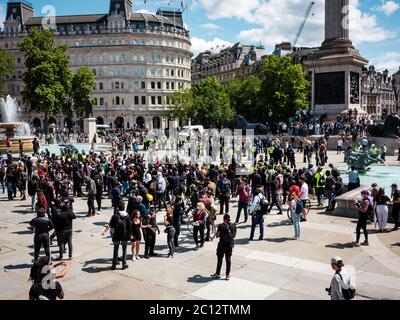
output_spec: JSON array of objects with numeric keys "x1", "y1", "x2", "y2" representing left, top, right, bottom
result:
[
  {"x1": 193, "y1": 226, "x2": 205, "y2": 246},
  {"x1": 316, "y1": 188, "x2": 324, "y2": 205},
  {"x1": 292, "y1": 213, "x2": 301, "y2": 237},
  {"x1": 34, "y1": 233, "x2": 50, "y2": 261},
  {"x1": 216, "y1": 248, "x2": 232, "y2": 276},
  {"x1": 356, "y1": 214, "x2": 368, "y2": 243},
  {"x1": 219, "y1": 195, "x2": 230, "y2": 214},
  {"x1": 122, "y1": 181, "x2": 129, "y2": 195},
  {"x1": 143, "y1": 230, "x2": 156, "y2": 256},
  {"x1": 236, "y1": 202, "x2": 248, "y2": 223},
  {"x1": 250, "y1": 214, "x2": 264, "y2": 239},
  {"x1": 112, "y1": 241, "x2": 127, "y2": 267},
  {"x1": 173, "y1": 223, "x2": 181, "y2": 247},
  {"x1": 167, "y1": 227, "x2": 175, "y2": 256},
  {"x1": 58, "y1": 229, "x2": 73, "y2": 258},
  {"x1": 392, "y1": 207, "x2": 399, "y2": 230},
  {"x1": 87, "y1": 194, "x2": 96, "y2": 214},
  {"x1": 31, "y1": 196, "x2": 36, "y2": 210}
]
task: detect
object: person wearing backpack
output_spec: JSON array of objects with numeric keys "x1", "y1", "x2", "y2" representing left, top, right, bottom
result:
[
  {"x1": 249, "y1": 187, "x2": 268, "y2": 241},
  {"x1": 327, "y1": 257, "x2": 355, "y2": 300},
  {"x1": 108, "y1": 202, "x2": 132, "y2": 270},
  {"x1": 212, "y1": 214, "x2": 237, "y2": 281},
  {"x1": 352, "y1": 190, "x2": 371, "y2": 247},
  {"x1": 289, "y1": 192, "x2": 303, "y2": 239},
  {"x1": 217, "y1": 173, "x2": 231, "y2": 215}
]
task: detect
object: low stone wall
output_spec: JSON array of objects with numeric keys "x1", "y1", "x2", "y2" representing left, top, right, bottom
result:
[{"x1": 330, "y1": 185, "x2": 396, "y2": 223}]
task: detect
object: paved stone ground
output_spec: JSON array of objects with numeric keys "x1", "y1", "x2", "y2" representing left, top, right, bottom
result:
[{"x1": 1, "y1": 151, "x2": 400, "y2": 300}]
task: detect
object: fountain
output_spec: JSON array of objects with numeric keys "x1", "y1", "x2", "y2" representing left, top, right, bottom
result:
[{"x1": 0, "y1": 95, "x2": 35, "y2": 154}]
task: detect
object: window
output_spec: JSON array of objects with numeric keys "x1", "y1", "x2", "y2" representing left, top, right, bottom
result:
[
  {"x1": 115, "y1": 82, "x2": 120, "y2": 89},
  {"x1": 17, "y1": 57, "x2": 21, "y2": 64},
  {"x1": 166, "y1": 82, "x2": 170, "y2": 90},
  {"x1": 171, "y1": 70, "x2": 175, "y2": 77},
  {"x1": 100, "y1": 98, "x2": 104, "y2": 105},
  {"x1": 171, "y1": 82, "x2": 175, "y2": 90},
  {"x1": 116, "y1": 96, "x2": 120, "y2": 105},
  {"x1": 133, "y1": 81, "x2": 140, "y2": 90},
  {"x1": 121, "y1": 98, "x2": 125, "y2": 105},
  {"x1": 157, "y1": 82, "x2": 162, "y2": 89},
  {"x1": 158, "y1": 96, "x2": 162, "y2": 105},
  {"x1": 92, "y1": 68, "x2": 97, "y2": 76},
  {"x1": 134, "y1": 96, "x2": 139, "y2": 105},
  {"x1": 141, "y1": 81, "x2": 146, "y2": 89},
  {"x1": 141, "y1": 96, "x2": 146, "y2": 105},
  {"x1": 99, "y1": 82, "x2": 104, "y2": 90},
  {"x1": 151, "y1": 82, "x2": 155, "y2": 89},
  {"x1": 151, "y1": 96, "x2": 156, "y2": 105}
]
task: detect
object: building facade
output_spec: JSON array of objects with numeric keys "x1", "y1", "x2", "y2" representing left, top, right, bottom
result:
[
  {"x1": 191, "y1": 43, "x2": 265, "y2": 85},
  {"x1": 361, "y1": 66, "x2": 399, "y2": 116},
  {"x1": 0, "y1": 0, "x2": 192, "y2": 130}
]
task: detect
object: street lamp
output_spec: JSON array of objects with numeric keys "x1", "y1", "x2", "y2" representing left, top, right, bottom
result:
[{"x1": 105, "y1": 102, "x2": 108, "y2": 123}]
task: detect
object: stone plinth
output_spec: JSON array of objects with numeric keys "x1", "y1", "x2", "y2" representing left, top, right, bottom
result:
[{"x1": 84, "y1": 118, "x2": 97, "y2": 143}]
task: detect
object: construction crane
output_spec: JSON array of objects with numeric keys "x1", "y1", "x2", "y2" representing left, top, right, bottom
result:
[{"x1": 292, "y1": 1, "x2": 315, "y2": 48}]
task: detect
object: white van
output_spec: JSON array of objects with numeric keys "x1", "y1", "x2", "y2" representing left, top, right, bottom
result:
[{"x1": 178, "y1": 125, "x2": 204, "y2": 141}]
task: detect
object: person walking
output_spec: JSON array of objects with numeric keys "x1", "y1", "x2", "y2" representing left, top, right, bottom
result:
[
  {"x1": 211, "y1": 214, "x2": 237, "y2": 281},
  {"x1": 193, "y1": 202, "x2": 207, "y2": 250},
  {"x1": 164, "y1": 206, "x2": 176, "y2": 258},
  {"x1": 172, "y1": 195, "x2": 185, "y2": 247},
  {"x1": 299, "y1": 176, "x2": 309, "y2": 221},
  {"x1": 108, "y1": 203, "x2": 131, "y2": 270},
  {"x1": 353, "y1": 190, "x2": 371, "y2": 247},
  {"x1": 217, "y1": 173, "x2": 231, "y2": 215},
  {"x1": 391, "y1": 184, "x2": 400, "y2": 231},
  {"x1": 314, "y1": 167, "x2": 325, "y2": 207},
  {"x1": 235, "y1": 178, "x2": 251, "y2": 224},
  {"x1": 56, "y1": 199, "x2": 76, "y2": 260},
  {"x1": 327, "y1": 257, "x2": 353, "y2": 301},
  {"x1": 249, "y1": 187, "x2": 267, "y2": 241},
  {"x1": 85, "y1": 176, "x2": 97, "y2": 217},
  {"x1": 141, "y1": 213, "x2": 160, "y2": 259},
  {"x1": 130, "y1": 210, "x2": 142, "y2": 261},
  {"x1": 374, "y1": 188, "x2": 390, "y2": 232},
  {"x1": 30, "y1": 208, "x2": 54, "y2": 261},
  {"x1": 289, "y1": 192, "x2": 303, "y2": 239}
]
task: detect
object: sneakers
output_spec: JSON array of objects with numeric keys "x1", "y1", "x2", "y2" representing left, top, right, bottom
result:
[
  {"x1": 135, "y1": 255, "x2": 141, "y2": 260},
  {"x1": 225, "y1": 275, "x2": 230, "y2": 281},
  {"x1": 211, "y1": 273, "x2": 221, "y2": 279},
  {"x1": 352, "y1": 242, "x2": 360, "y2": 247},
  {"x1": 131, "y1": 255, "x2": 136, "y2": 261},
  {"x1": 258, "y1": 236, "x2": 263, "y2": 241},
  {"x1": 122, "y1": 265, "x2": 129, "y2": 270},
  {"x1": 361, "y1": 241, "x2": 369, "y2": 246}
]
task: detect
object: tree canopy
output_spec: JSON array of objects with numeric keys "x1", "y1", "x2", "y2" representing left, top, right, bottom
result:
[
  {"x1": 71, "y1": 66, "x2": 96, "y2": 120},
  {"x1": 169, "y1": 77, "x2": 235, "y2": 128},
  {"x1": 19, "y1": 28, "x2": 72, "y2": 133},
  {"x1": 0, "y1": 48, "x2": 16, "y2": 98}
]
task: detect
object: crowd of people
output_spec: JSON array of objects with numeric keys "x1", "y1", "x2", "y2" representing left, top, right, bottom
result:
[{"x1": 1, "y1": 122, "x2": 398, "y2": 301}]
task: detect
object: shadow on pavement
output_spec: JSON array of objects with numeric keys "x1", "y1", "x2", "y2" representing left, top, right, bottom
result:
[
  {"x1": 267, "y1": 220, "x2": 292, "y2": 227},
  {"x1": 4, "y1": 263, "x2": 32, "y2": 270},
  {"x1": 187, "y1": 274, "x2": 214, "y2": 284},
  {"x1": 325, "y1": 242, "x2": 354, "y2": 249},
  {"x1": 12, "y1": 230, "x2": 33, "y2": 235},
  {"x1": 235, "y1": 238, "x2": 250, "y2": 245},
  {"x1": 265, "y1": 237, "x2": 293, "y2": 243}
]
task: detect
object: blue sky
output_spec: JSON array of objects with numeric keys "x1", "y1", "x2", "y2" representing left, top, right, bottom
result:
[{"x1": 1, "y1": 0, "x2": 399, "y2": 72}]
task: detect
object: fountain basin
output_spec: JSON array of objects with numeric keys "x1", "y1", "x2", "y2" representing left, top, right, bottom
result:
[{"x1": 0, "y1": 122, "x2": 34, "y2": 154}]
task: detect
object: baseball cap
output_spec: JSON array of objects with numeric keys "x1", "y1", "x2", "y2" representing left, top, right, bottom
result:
[{"x1": 331, "y1": 256, "x2": 343, "y2": 265}]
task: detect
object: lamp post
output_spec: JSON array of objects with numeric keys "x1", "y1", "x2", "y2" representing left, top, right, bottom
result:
[
  {"x1": 268, "y1": 110, "x2": 273, "y2": 134},
  {"x1": 105, "y1": 102, "x2": 108, "y2": 125}
]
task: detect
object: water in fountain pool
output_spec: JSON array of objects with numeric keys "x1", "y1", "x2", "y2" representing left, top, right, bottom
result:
[{"x1": 340, "y1": 166, "x2": 400, "y2": 193}]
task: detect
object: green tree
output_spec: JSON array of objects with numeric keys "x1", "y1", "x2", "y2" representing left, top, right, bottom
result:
[
  {"x1": 0, "y1": 48, "x2": 16, "y2": 98},
  {"x1": 71, "y1": 67, "x2": 96, "y2": 121},
  {"x1": 225, "y1": 76, "x2": 261, "y2": 122},
  {"x1": 168, "y1": 89, "x2": 193, "y2": 123},
  {"x1": 169, "y1": 77, "x2": 235, "y2": 128},
  {"x1": 19, "y1": 28, "x2": 72, "y2": 135},
  {"x1": 259, "y1": 55, "x2": 309, "y2": 121}
]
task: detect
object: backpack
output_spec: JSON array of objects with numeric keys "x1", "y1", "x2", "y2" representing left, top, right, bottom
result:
[
  {"x1": 114, "y1": 214, "x2": 128, "y2": 240},
  {"x1": 28, "y1": 180, "x2": 38, "y2": 196},
  {"x1": 255, "y1": 195, "x2": 269, "y2": 215},
  {"x1": 220, "y1": 180, "x2": 230, "y2": 196},
  {"x1": 336, "y1": 272, "x2": 356, "y2": 300},
  {"x1": 221, "y1": 223, "x2": 235, "y2": 244}
]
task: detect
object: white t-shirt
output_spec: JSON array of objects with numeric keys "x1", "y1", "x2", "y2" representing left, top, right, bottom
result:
[{"x1": 300, "y1": 183, "x2": 309, "y2": 200}]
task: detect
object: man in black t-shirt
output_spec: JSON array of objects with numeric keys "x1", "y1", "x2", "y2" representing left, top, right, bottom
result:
[
  {"x1": 391, "y1": 184, "x2": 400, "y2": 231},
  {"x1": 212, "y1": 214, "x2": 236, "y2": 281}
]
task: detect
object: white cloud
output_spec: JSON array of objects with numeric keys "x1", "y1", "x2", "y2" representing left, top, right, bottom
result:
[
  {"x1": 0, "y1": 4, "x2": 5, "y2": 30},
  {"x1": 199, "y1": 23, "x2": 221, "y2": 30},
  {"x1": 371, "y1": 51, "x2": 400, "y2": 73},
  {"x1": 374, "y1": 1, "x2": 400, "y2": 16},
  {"x1": 136, "y1": 9, "x2": 154, "y2": 14},
  {"x1": 191, "y1": 37, "x2": 232, "y2": 56},
  {"x1": 197, "y1": 0, "x2": 395, "y2": 53}
]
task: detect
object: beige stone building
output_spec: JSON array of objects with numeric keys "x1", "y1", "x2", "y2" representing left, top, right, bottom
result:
[
  {"x1": 0, "y1": 0, "x2": 192, "y2": 130},
  {"x1": 191, "y1": 42, "x2": 265, "y2": 85}
]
